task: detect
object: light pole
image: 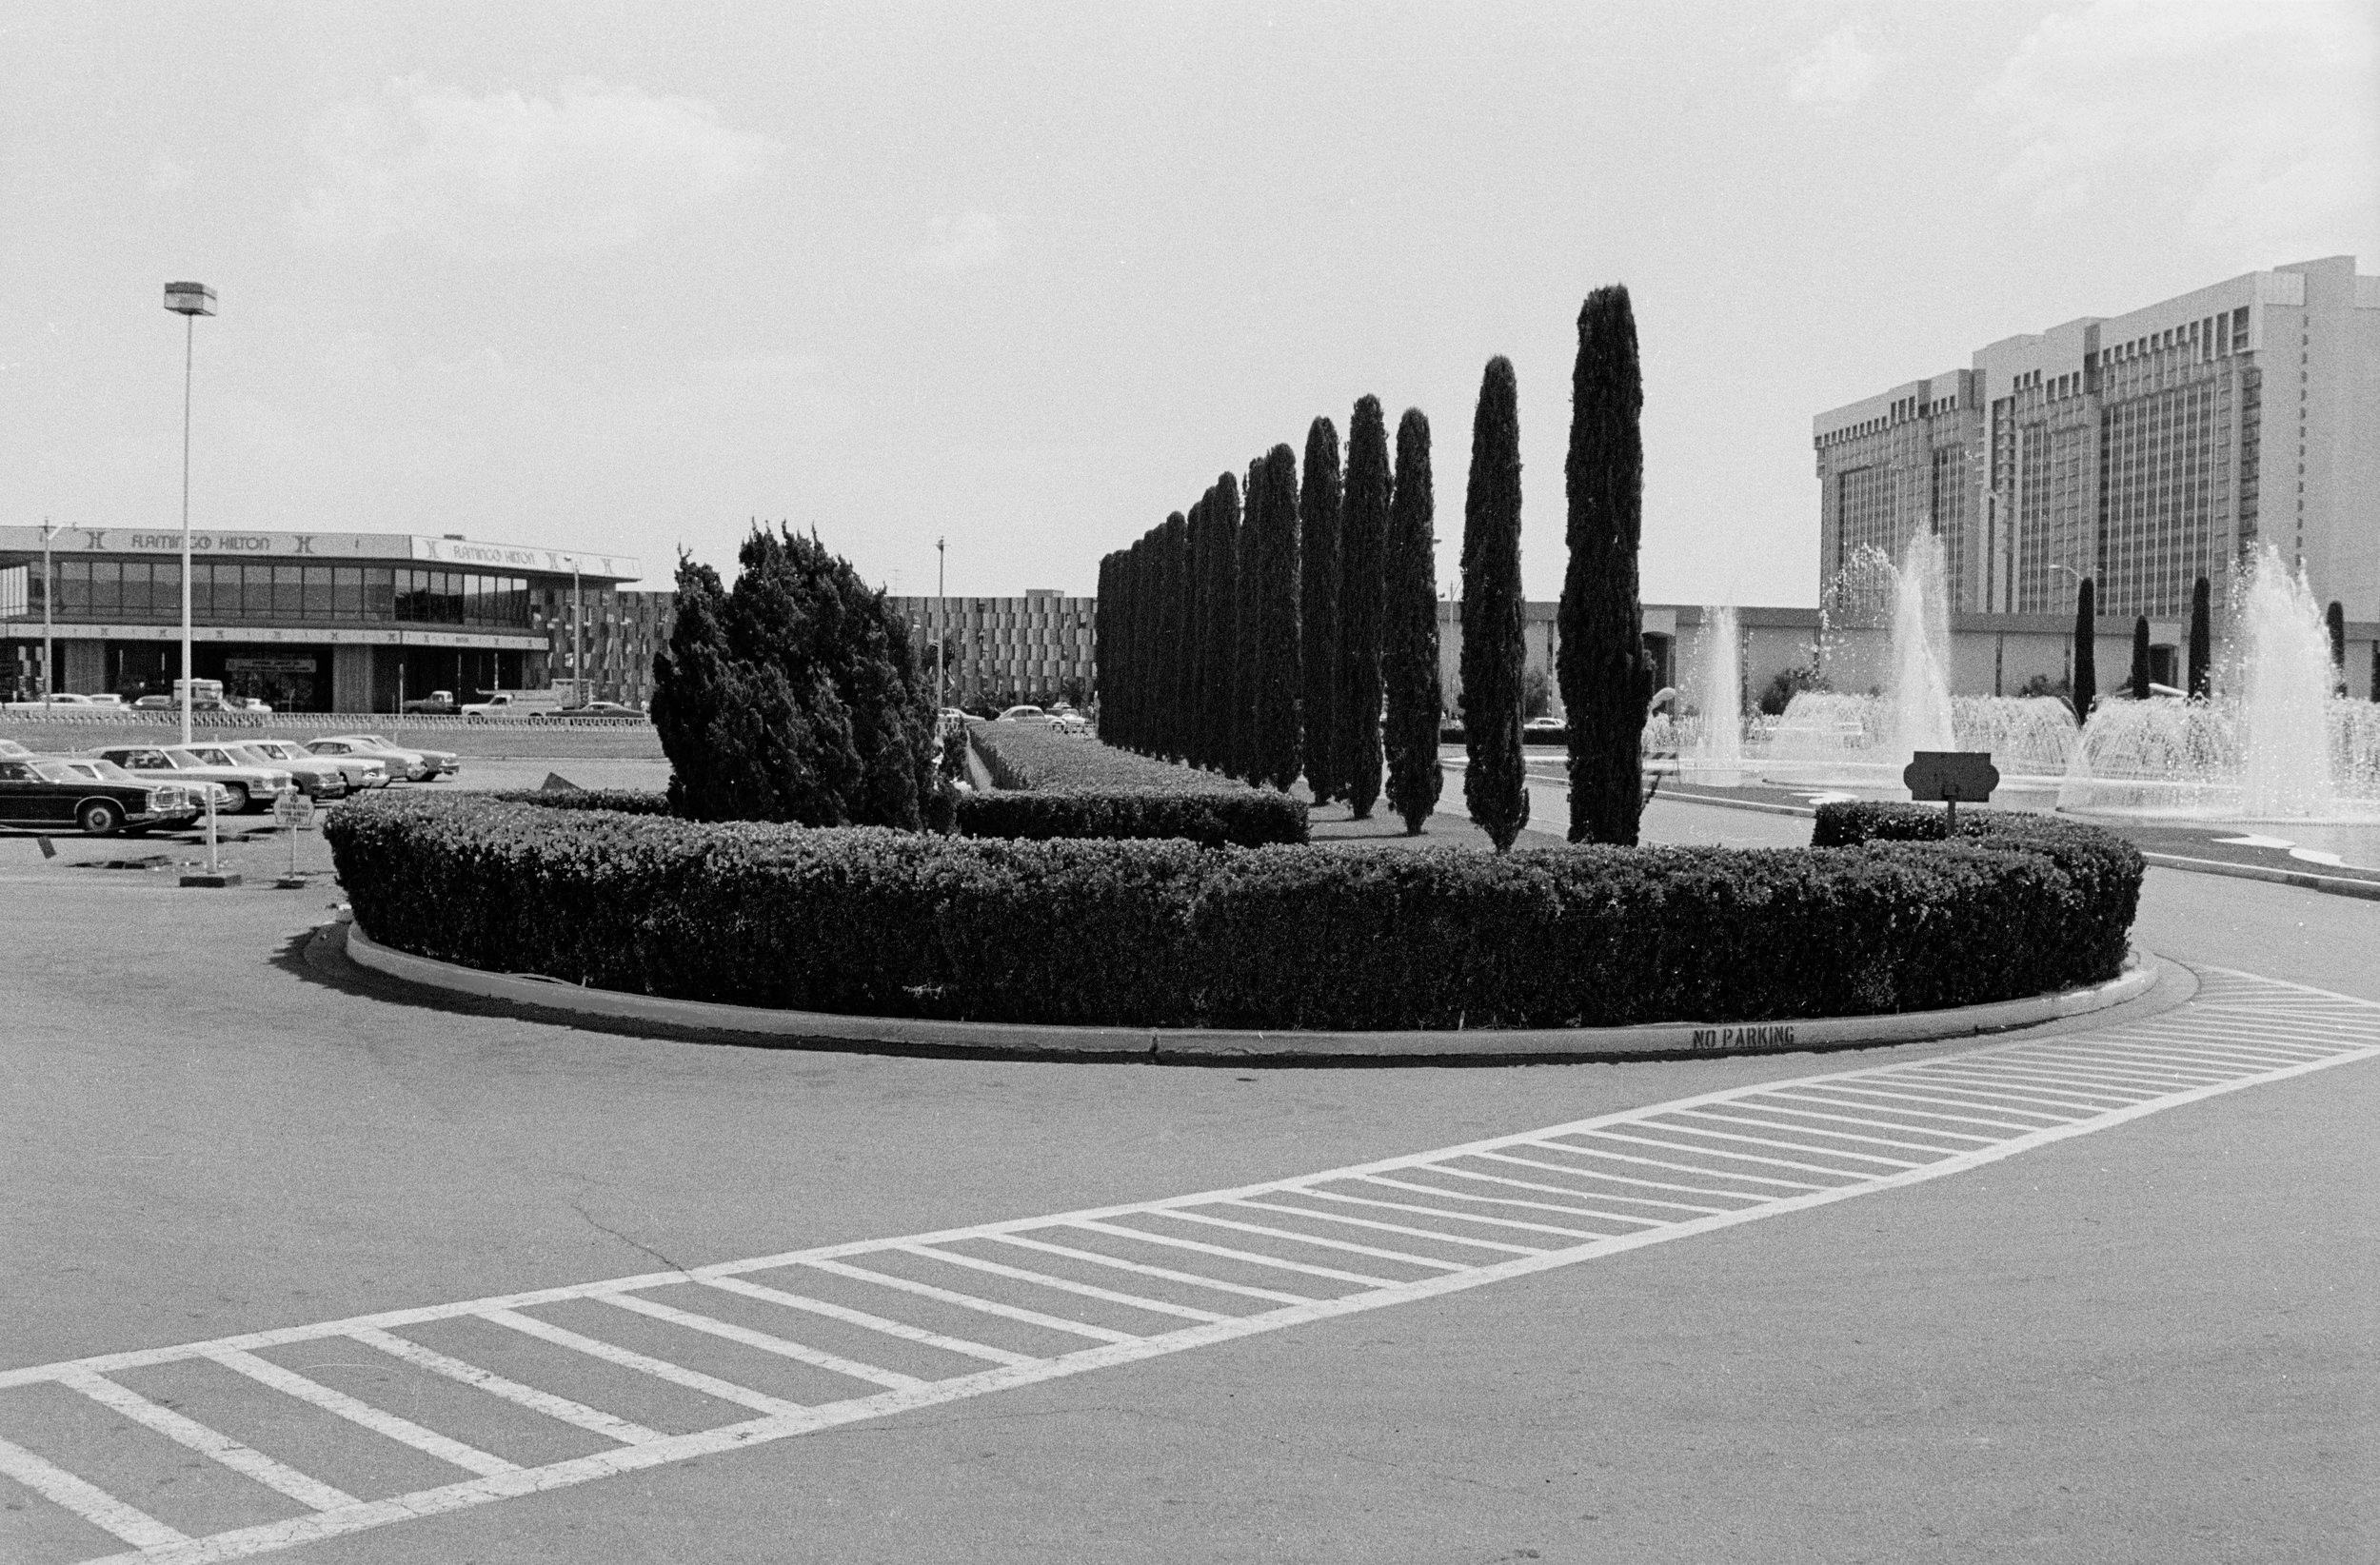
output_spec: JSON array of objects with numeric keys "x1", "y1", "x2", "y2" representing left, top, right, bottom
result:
[
  {"x1": 38, "y1": 517, "x2": 57, "y2": 701},
  {"x1": 165, "y1": 282, "x2": 215, "y2": 746}
]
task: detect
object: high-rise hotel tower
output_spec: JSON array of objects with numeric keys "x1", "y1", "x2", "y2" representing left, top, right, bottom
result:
[{"x1": 1814, "y1": 256, "x2": 2378, "y2": 622}]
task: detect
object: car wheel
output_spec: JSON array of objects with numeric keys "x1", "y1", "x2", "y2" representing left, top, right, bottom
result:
[
  {"x1": 77, "y1": 799, "x2": 125, "y2": 836},
  {"x1": 221, "y1": 782, "x2": 250, "y2": 812}
]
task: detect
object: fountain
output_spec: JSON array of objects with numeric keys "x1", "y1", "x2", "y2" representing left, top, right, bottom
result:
[
  {"x1": 1677, "y1": 605, "x2": 1744, "y2": 786},
  {"x1": 2060, "y1": 547, "x2": 2380, "y2": 821},
  {"x1": 1754, "y1": 534, "x2": 2078, "y2": 799}
]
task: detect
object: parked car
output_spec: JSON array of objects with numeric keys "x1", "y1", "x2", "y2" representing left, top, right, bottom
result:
[
  {"x1": 241, "y1": 737, "x2": 387, "y2": 790},
  {"x1": 0, "y1": 757, "x2": 199, "y2": 835},
  {"x1": 401, "y1": 689, "x2": 461, "y2": 715},
  {"x1": 328, "y1": 732, "x2": 459, "y2": 780},
  {"x1": 0, "y1": 740, "x2": 30, "y2": 760},
  {"x1": 533, "y1": 700, "x2": 644, "y2": 723},
  {"x1": 92, "y1": 744, "x2": 295, "y2": 813},
  {"x1": 1522, "y1": 716, "x2": 1567, "y2": 735},
  {"x1": 461, "y1": 690, "x2": 568, "y2": 722},
  {"x1": 227, "y1": 695, "x2": 273, "y2": 713},
  {"x1": 305, "y1": 735, "x2": 447, "y2": 782},
  {"x1": 129, "y1": 691, "x2": 227, "y2": 711},
  {"x1": 44, "y1": 757, "x2": 229, "y2": 816},
  {"x1": 995, "y1": 704, "x2": 1051, "y2": 723},
  {"x1": 200, "y1": 742, "x2": 348, "y2": 801}
]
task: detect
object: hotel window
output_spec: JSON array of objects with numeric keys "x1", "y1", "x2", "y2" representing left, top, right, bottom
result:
[
  {"x1": 333, "y1": 566, "x2": 362, "y2": 618},
  {"x1": 303, "y1": 565, "x2": 333, "y2": 618},
  {"x1": 242, "y1": 565, "x2": 276, "y2": 619},
  {"x1": 89, "y1": 562, "x2": 121, "y2": 617},
  {"x1": 365, "y1": 568, "x2": 395, "y2": 621}
]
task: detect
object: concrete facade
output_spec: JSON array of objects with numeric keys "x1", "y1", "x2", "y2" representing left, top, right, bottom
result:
[
  {"x1": 1815, "y1": 257, "x2": 2379, "y2": 625},
  {"x1": 889, "y1": 588, "x2": 1096, "y2": 708}
]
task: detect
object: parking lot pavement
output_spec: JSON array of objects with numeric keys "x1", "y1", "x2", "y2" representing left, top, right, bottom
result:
[{"x1": 6, "y1": 826, "x2": 2379, "y2": 1562}]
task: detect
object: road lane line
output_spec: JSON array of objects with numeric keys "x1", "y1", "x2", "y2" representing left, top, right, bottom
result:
[
  {"x1": 689, "y1": 1278, "x2": 1032, "y2": 1368},
  {"x1": 1762, "y1": 1086, "x2": 2061, "y2": 1131},
  {"x1": 1292, "y1": 1184, "x2": 1624, "y2": 1239},
  {"x1": 1222, "y1": 1198, "x2": 1548, "y2": 1255},
  {"x1": 1676, "y1": 1104, "x2": 1984, "y2": 1155},
  {"x1": 1065, "y1": 1219, "x2": 1404, "y2": 1288},
  {"x1": 1645, "y1": 1115, "x2": 1935, "y2": 1167},
  {"x1": 348, "y1": 1328, "x2": 665, "y2": 1446},
  {"x1": 1354, "y1": 1172, "x2": 1673, "y2": 1225},
  {"x1": 894, "y1": 1245, "x2": 1232, "y2": 1323},
  {"x1": 477, "y1": 1308, "x2": 807, "y2": 1417},
  {"x1": 1568, "y1": 1129, "x2": 1870, "y2": 1182},
  {"x1": 204, "y1": 1350, "x2": 519, "y2": 1477},
  {"x1": 0, "y1": 1430, "x2": 188, "y2": 1550},
  {"x1": 1469, "y1": 1150, "x2": 1773, "y2": 1203},
  {"x1": 1150, "y1": 1209, "x2": 1474, "y2": 1271},
  {"x1": 982, "y1": 1233, "x2": 1320, "y2": 1306},
  {"x1": 60, "y1": 1372, "x2": 357, "y2": 1513},
  {"x1": 1708, "y1": 1100, "x2": 2000, "y2": 1146},
  {"x1": 794, "y1": 1259, "x2": 1142, "y2": 1345}
]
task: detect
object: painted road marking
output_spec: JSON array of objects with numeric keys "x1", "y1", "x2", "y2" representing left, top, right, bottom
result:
[{"x1": 4, "y1": 965, "x2": 2377, "y2": 1565}]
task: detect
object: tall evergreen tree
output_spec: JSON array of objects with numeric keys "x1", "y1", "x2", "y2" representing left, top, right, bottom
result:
[
  {"x1": 1209, "y1": 472, "x2": 1242, "y2": 773},
  {"x1": 1298, "y1": 417, "x2": 1343, "y2": 803},
  {"x1": 2328, "y1": 600, "x2": 2348, "y2": 696},
  {"x1": 1232, "y1": 458, "x2": 1265, "y2": 782},
  {"x1": 1159, "y1": 510, "x2": 1189, "y2": 759},
  {"x1": 1338, "y1": 395, "x2": 1391, "y2": 819},
  {"x1": 1184, "y1": 494, "x2": 1210, "y2": 765},
  {"x1": 1558, "y1": 285, "x2": 1655, "y2": 845},
  {"x1": 2130, "y1": 616, "x2": 2152, "y2": 700},
  {"x1": 1382, "y1": 409, "x2": 1442, "y2": 834},
  {"x1": 1460, "y1": 357, "x2": 1528, "y2": 853},
  {"x1": 1252, "y1": 444, "x2": 1303, "y2": 791},
  {"x1": 1095, "y1": 552, "x2": 1117, "y2": 730},
  {"x1": 2188, "y1": 575, "x2": 2211, "y2": 699},
  {"x1": 2072, "y1": 576, "x2": 2097, "y2": 717}
]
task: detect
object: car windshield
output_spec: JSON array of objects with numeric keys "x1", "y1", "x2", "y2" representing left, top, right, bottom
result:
[
  {"x1": 243, "y1": 742, "x2": 292, "y2": 759},
  {"x1": 80, "y1": 759, "x2": 142, "y2": 781},
  {"x1": 187, "y1": 748, "x2": 241, "y2": 765},
  {"x1": 30, "y1": 762, "x2": 90, "y2": 782}
]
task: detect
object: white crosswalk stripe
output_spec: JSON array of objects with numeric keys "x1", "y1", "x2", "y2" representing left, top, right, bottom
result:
[{"x1": 3, "y1": 963, "x2": 2373, "y2": 1565}]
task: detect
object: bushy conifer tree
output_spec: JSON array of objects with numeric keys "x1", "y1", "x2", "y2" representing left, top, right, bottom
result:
[
  {"x1": 1209, "y1": 472, "x2": 1242, "y2": 773},
  {"x1": 1558, "y1": 285, "x2": 1654, "y2": 845},
  {"x1": 2073, "y1": 577, "x2": 2096, "y2": 717},
  {"x1": 1460, "y1": 357, "x2": 1528, "y2": 852},
  {"x1": 2188, "y1": 575, "x2": 2211, "y2": 698},
  {"x1": 1232, "y1": 458, "x2": 1265, "y2": 782},
  {"x1": 653, "y1": 525, "x2": 938, "y2": 827},
  {"x1": 1338, "y1": 395, "x2": 1390, "y2": 818},
  {"x1": 1383, "y1": 409, "x2": 1442, "y2": 833}
]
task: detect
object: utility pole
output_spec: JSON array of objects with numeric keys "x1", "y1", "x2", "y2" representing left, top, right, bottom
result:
[{"x1": 38, "y1": 517, "x2": 56, "y2": 700}]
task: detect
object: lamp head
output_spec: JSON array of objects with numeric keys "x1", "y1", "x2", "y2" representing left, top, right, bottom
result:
[{"x1": 164, "y1": 281, "x2": 216, "y2": 317}]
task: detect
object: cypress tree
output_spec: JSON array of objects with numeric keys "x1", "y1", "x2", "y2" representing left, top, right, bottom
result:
[
  {"x1": 1183, "y1": 495, "x2": 1209, "y2": 766},
  {"x1": 1559, "y1": 285, "x2": 1655, "y2": 845},
  {"x1": 1210, "y1": 472, "x2": 1242, "y2": 773},
  {"x1": 1339, "y1": 395, "x2": 1390, "y2": 819},
  {"x1": 1252, "y1": 444, "x2": 1303, "y2": 791},
  {"x1": 1299, "y1": 417, "x2": 1343, "y2": 803},
  {"x1": 1160, "y1": 510, "x2": 1189, "y2": 759},
  {"x1": 1383, "y1": 408, "x2": 1442, "y2": 834},
  {"x1": 2188, "y1": 575, "x2": 2211, "y2": 698},
  {"x1": 1232, "y1": 458, "x2": 1265, "y2": 782},
  {"x1": 2328, "y1": 600, "x2": 2348, "y2": 696},
  {"x1": 1095, "y1": 552, "x2": 1116, "y2": 730},
  {"x1": 2072, "y1": 576, "x2": 2096, "y2": 718},
  {"x1": 2370, "y1": 641, "x2": 2378, "y2": 705},
  {"x1": 1460, "y1": 356, "x2": 1528, "y2": 853},
  {"x1": 2130, "y1": 616, "x2": 2152, "y2": 700}
]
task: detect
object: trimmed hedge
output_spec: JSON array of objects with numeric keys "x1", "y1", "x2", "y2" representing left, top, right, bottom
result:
[
  {"x1": 962, "y1": 722, "x2": 1307, "y2": 848},
  {"x1": 329, "y1": 791, "x2": 2140, "y2": 1031}
]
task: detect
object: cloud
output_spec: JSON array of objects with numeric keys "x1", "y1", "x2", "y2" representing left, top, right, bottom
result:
[
  {"x1": 1787, "y1": 26, "x2": 1883, "y2": 113},
  {"x1": 910, "y1": 210, "x2": 1009, "y2": 272},
  {"x1": 294, "y1": 78, "x2": 780, "y2": 257},
  {"x1": 1980, "y1": 1, "x2": 2378, "y2": 261}
]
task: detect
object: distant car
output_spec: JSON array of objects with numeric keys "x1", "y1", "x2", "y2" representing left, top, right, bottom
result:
[
  {"x1": 306, "y1": 735, "x2": 451, "y2": 782},
  {"x1": 0, "y1": 739, "x2": 30, "y2": 760},
  {"x1": 996, "y1": 705, "x2": 1051, "y2": 723},
  {"x1": 1523, "y1": 716, "x2": 1567, "y2": 734},
  {"x1": 227, "y1": 696, "x2": 273, "y2": 713},
  {"x1": 402, "y1": 689, "x2": 460, "y2": 715},
  {"x1": 336, "y1": 732, "x2": 459, "y2": 779},
  {"x1": 130, "y1": 694, "x2": 173, "y2": 710},
  {"x1": 46, "y1": 757, "x2": 228, "y2": 816},
  {"x1": 242, "y1": 737, "x2": 387, "y2": 790},
  {"x1": 93, "y1": 745, "x2": 296, "y2": 813},
  {"x1": 203, "y1": 742, "x2": 348, "y2": 801},
  {"x1": 0, "y1": 757, "x2": 199, "y2": 835}
]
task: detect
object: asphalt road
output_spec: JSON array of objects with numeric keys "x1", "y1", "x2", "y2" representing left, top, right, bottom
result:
[{"x1": 1, "y1": 812, "x2": 2372, "y2": 1563}]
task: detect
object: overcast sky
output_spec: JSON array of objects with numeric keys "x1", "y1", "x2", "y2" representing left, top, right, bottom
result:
[{"x1": 2, "y1": 2, "x2": 2372, "y2": 604}]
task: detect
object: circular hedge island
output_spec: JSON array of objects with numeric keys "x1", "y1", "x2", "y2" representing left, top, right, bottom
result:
[{"x1": 325, "y1": 790, "x2": 2142, "y2": 1033}]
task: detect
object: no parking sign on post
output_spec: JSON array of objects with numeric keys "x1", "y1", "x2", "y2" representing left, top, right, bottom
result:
[
  {"x1": 273, "y1": 789, "x2": 315, "y2": 885},
  {"x1": 1902, "y1": 750, "x2": 1999, "y2": 832}
]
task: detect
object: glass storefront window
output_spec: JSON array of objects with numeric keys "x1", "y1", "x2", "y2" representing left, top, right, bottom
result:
[
  {"x1": 365, "y1": 567, "x2": 394, "y2": 620},
  {"x1": 89, "y1": 563, "x2": 122, "y2": 618},
  {"x1": 273, "y1": 565, "x2": 304, "y2": 618},
  {"x1": 208, "y1": 563, "x2": 241, "y2": 619},
  {"x1": 303, "y1": 565, "x2": 332, "y2": 619},
  {"x1": 333, "y1": 566, "x2": 361, "y2": 619},
  {"x1": 242, "y1": 565, "x2": 274, "y2": 619}
]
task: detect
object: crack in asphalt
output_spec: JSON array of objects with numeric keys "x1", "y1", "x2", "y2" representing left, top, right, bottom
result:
[{"x1": 569, "y1": 1202, "x2": 692, "y2": 1276}]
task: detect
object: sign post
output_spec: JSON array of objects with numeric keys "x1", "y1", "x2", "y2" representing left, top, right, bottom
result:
[
  {"x1": 272, "y1": 788, "x2": 315, "y2": 887},
  {"x1": 1901, "y1": 750, "x2": 2000, "y2": 832}
]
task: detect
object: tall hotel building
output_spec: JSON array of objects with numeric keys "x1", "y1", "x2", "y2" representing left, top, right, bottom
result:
[
  {"x1": 886, "y1": 588, "x2": 1097, "y2": 707},
  {"x1": 1815, "y1": 257, "x2": 2379, "y2": 668}
]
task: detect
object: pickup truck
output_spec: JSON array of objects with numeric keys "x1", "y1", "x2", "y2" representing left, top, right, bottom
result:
[
  {"x1": 401, "y1": 689, "x2": 460, "y2": 715},
  {"x1": 460, "y1": 690, "x2": 570, "y2": 722}
]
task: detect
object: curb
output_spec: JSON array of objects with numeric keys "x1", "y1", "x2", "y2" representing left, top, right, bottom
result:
[
  {"x1": 1651, "y1": 788, "x2": 1818, "y2": 819},
  {"x1": 337, "y1": 919, "x2": 2165, "y2": 1064},
  {"x1": 2140, "y1": 850, "x2": 2380, "y2": 902}
]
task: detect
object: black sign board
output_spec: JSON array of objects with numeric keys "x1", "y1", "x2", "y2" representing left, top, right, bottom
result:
[{"x1": 1903, "y1": 750, "x2": 1999, "y2": 830}]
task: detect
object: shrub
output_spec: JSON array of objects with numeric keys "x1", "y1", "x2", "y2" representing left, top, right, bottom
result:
[
  {"x1": 332, "y1": 792, "x2": 2141, "y2": 1031},
  {"x1": 966, "y1": 721, "x2": 1308, "y2": 847},
  {"x1": 1757, "y1": 665, "x2": 1826, "y2": 717},
  {"x1": 652, "y1": 526, "x2": 938, "y2": 827}
]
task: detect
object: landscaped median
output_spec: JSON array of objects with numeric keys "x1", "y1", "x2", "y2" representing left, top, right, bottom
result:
[
  {"x1": 326, "y1": 792, "x2": 2143, "y2": 1039},
  {"x1": 960, "y1": 721, "x2": 1307, "y2": 847}
]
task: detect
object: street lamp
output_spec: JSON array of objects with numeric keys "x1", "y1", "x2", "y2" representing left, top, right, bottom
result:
[{"x1": 165, "y1": 281, "x2": 215, "y2": 747}]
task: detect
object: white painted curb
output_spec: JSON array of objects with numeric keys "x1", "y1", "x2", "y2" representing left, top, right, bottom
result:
[{"x1": 337, "y1": 920, "x2": 2163, "y2": 1063}]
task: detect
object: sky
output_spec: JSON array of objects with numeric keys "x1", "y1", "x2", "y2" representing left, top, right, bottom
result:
[{"x1": 2, "y1": 1, "x2": 2373, "y2": 605}]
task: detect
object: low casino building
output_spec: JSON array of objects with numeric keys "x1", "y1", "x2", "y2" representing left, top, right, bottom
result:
[{"x1": 0, "y1": 525, "x2": 639, "y2": 712}]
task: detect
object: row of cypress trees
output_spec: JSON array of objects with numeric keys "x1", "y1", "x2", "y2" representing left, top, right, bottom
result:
[{"x1": 1096, "y1": 399, "x2": 1446, "y2": 827}]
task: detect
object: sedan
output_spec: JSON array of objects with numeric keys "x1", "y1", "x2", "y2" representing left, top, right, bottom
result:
[
  {"x1": 306, "y1": 735, "x2": 438, "y2": 782},
  {"x1": 242, "y1": 737, "x2": 387, "y2": 790},
  {"x1": 0, "y1": 758, "x2": 199, "y2": 835},
  {"x1": 203, "y1": 742, "x2": 349, "y2": 801},
  {"x1": 93, "y1": 745, "x2": 295, "y2": 813},
  {"x1": 329, "y1": 732, "x2": 460, "y2": 781}
]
